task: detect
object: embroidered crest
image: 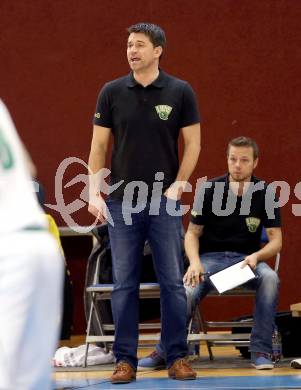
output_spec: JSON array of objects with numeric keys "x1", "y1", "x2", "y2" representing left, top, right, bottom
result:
[
  {"x1": 245, "y1": 217, "x2": 261, "y2": 233},
  {"x1": 94, "y1": 113, "x2": 101, "y2": 119},
  {"x1": 155, "y1": 105, "x2": 172, "y2": 120}
]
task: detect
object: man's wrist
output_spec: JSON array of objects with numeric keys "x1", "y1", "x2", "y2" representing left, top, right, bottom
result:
[{"x1": 189, "y1": 257, "x2": 200, "y2": 266}]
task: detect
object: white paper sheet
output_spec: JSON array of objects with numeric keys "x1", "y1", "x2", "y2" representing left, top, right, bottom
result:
[{"x1": 209, "y1": 260, "x2": 256, "y2": 294}]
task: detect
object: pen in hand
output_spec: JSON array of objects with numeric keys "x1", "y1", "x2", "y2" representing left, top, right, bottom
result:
[{"x1": 200, "y1": 272, "x2": 210, "y2": 277}]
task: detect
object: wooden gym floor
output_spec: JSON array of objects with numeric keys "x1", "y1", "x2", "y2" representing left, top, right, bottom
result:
[{"x1": 53, "y1": 336, "x2": 301, "y2": 390}]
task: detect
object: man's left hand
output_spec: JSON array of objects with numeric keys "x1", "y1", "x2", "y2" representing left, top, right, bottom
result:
[{"x1": 241, "y1": 253, "x2": 259, "y2": 270}]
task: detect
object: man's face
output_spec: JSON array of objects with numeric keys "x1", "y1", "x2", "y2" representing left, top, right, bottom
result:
[
  {"x1": 227, "y1": 145, "x2": 258, "y2": 182},
  {"x1": 127, "y1": 32, "x2": 162, "y2": 72}
]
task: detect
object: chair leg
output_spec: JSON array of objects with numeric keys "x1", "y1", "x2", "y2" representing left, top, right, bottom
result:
[
  {"x1": 92, "y1": 296, "x2": 110, "y2": 353},
  {"x1": 196, "y1": 304, "x2": 214, "y2": 360},
  {"x1": 84, "y1": 291, "x2": 97, "y2": 367},
  {"x1": 187, "y1": 310, "x2": 200, "y2": 357},
  {"x1": 84, "y1": 292, "x2": 110, "y2": 366},
  {"x1": 83, "y1": 342, "x2": 90, "y2": 368}
]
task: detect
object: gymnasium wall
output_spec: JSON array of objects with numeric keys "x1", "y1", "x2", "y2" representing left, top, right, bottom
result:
[{"x1": 1, "y1": 0, "x2": 300, "y2": 333}]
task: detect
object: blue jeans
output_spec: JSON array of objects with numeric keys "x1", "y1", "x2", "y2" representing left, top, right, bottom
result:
[
  {"x1": 157, "y1": 251, "x2": 279, "y2": 357},
  {"x1": 107, "y1": 196, "x2": 188, "y2": 369}
]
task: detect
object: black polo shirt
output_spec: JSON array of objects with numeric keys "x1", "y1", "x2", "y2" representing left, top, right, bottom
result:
[
  {"x1": 190, "y1": 174, "x2": 281, "y2": 255},
  {"x1": 93, "y1": 69, "x2": 200, "y2": 199}
]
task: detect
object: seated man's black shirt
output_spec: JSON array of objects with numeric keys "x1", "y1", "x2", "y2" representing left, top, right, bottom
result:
[{"x1": 190, "y1": 174, "x2": 281, "y2": 255}]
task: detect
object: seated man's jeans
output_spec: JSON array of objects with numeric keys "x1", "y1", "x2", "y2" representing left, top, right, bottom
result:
[
  {"x1": 156, "y1": 251, "x2": 279, "y2": 357},
  {"x1": 107, "y1": 197, "x2": 188, "y2": 369}
]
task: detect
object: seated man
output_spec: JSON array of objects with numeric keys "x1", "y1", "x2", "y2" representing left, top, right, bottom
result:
[{"x1": 138, "y1": 136, "x2": 282, "y2": 371}]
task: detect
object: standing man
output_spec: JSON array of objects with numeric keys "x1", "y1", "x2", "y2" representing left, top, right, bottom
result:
[
  {"x1": 0, "y1": 99, "x2": 63, "y2": 389},
  {"x1": 88, "y1": 23, "x2": 201, "y2": 383},
  {"x1": 184, "y1": 136, "x2": 282, "y2": 369}
]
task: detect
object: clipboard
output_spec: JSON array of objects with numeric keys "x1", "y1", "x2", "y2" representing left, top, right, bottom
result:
[{"x1": 209, "y1": 260, "x2": 256, "y2": 294}]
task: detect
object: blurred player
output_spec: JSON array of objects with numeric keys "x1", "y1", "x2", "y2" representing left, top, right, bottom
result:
[{"x1": 0, "y1": 99, "x2": 63, "y2": 390}]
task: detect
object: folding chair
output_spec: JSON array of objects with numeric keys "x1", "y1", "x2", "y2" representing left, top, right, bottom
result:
[
  {"x1": 84, "y1": 280, "x2": 217, "y2": 366},
  {"x1": 194, "y1": 228, "x2": 281, "y2": 360}
]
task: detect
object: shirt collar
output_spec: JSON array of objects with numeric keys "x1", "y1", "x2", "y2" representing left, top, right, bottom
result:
[
  {"x1": 226, "y1": 173, "x2": 257, "y2": 184},
  {"x1": 126, "y1": 69, "x2": 167, "y2": 89},
  {"x1": 226, "y1": 173, "x2": 259, "y2": 197}
]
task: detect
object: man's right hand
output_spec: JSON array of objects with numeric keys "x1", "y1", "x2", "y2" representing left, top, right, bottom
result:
[
  {"x1": 183, "y1": 262, "x2": 205, "y2": 287},
  {"x1": 88, "y1": 192, "x2": 108, "y2": 223}
]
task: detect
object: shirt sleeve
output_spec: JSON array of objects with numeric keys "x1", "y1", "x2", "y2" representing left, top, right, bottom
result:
[
  {"x1": 190, "y1": 211, "x2": 206, "y2": 225},
  {"x1": 93, "y1": 83, "x2": 113, "y2": 128},
  {"x1": 190, "y1": 182, "x2": 210, "y2": 225},
  {"x1": 180, "y1": 82, "x2": 201, "y2": 128}
]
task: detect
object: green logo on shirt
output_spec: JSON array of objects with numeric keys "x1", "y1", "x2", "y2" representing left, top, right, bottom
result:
[
  {"x1": 245, "y1": 217, "x2": 260, "y2": 233},
  {"x1": 155, "y1": 105, "x2": 172, "y2": 120}
]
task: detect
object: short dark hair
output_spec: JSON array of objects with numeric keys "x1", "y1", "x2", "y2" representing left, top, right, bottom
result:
[
  {"x1": 227, "y1": 136, "x2": 259, "y2": 159},
  {"x1": 127, "y1": 22, "x2": 166, "y2": 53}
]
